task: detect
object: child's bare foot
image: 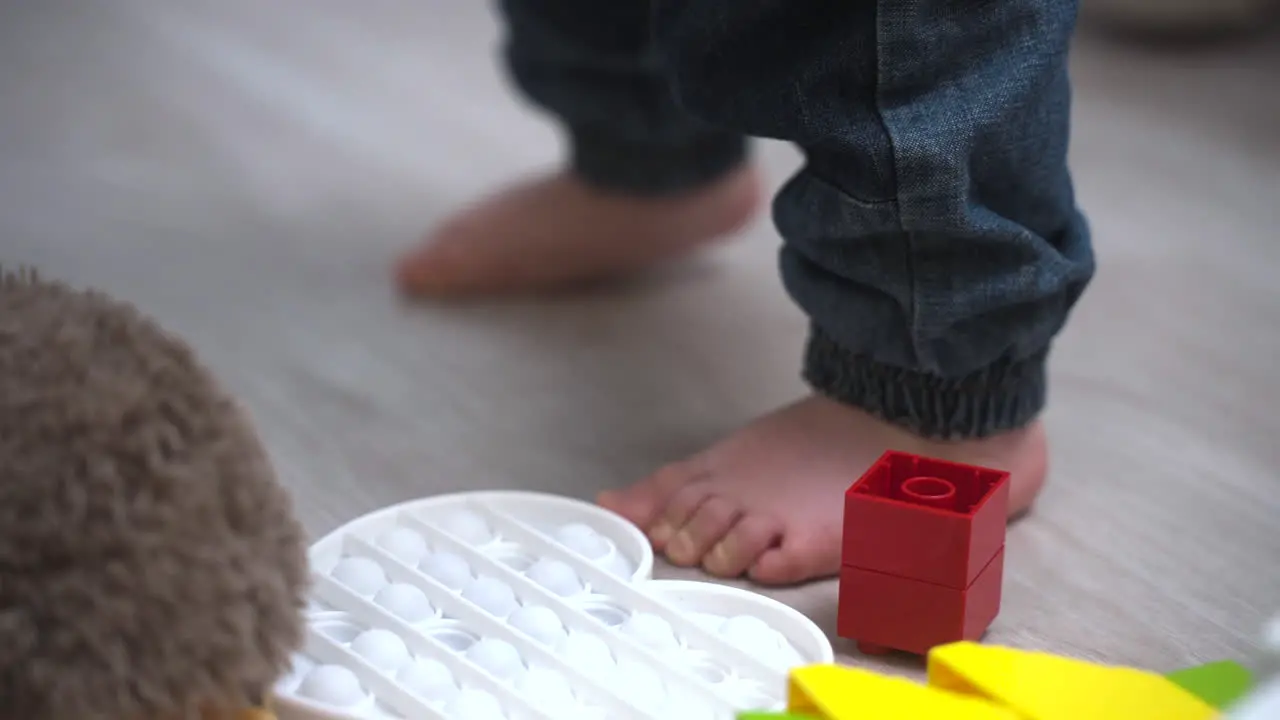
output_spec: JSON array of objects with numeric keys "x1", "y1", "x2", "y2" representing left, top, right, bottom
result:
[
  {"x1": 395, "y1": 167, "x2": 762, "y2": 297},
  {"x1": 598, "y1": 395, "x2": 1047, "y2": 585}
]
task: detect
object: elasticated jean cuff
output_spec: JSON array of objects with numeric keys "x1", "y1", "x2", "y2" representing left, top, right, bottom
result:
[
  {"x1": 569, "y1": 125, "x2": 748, "y2": 197},
  {"x1": 802, "y1": 324, "x2": 1047, "y2": 439}
]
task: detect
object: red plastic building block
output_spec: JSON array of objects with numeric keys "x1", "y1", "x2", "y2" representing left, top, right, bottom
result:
[
  {"x1": 837, "y1": 451, "x2": 1010, "y2": 656},
  {"x1": 838, "y1": 546, "x2": 1005, "y2": 655},
  {"x1": 841, "y1": 451, "x2": 1009, "y2": 588}
]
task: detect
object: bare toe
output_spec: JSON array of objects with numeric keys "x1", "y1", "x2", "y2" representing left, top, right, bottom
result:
[
  {"x1": 664, "y1": 494, "x2": 742, "y2": 567},
  {"x1": 701, "y1": 514, "x2": 783, "y2": 578},
  {"x1": 646, "y1": 479, "x2": 715, "y2": 550},
  {"x1": 597, "y1": 461, "x2": 705, "y2": 536},
  {"x1": 749, "y1": 529, "x2": 843, "y2": 586}
]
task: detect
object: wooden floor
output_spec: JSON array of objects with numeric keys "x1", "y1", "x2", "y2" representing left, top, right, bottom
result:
[{"x1": 2, "y1": 0, "x2": 1277, "y2": 678}]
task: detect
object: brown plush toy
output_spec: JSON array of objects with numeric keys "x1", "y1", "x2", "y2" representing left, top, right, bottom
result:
[{"x1": 0, "y1": 268, "x2": 310, "y2": 720}]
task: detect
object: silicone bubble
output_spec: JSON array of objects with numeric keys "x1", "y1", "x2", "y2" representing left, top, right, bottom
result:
[
  {"x1": 374, "y1": 583, "x2": 435, "y2": 624},
  {"x1": 553, "y1": 523, "x2": 611, "y2": 561},
  {"x1": 601, "y1": 551, "x2": 634, "y2": 579},
  {"x1": 443, "y1": 688, "x2": 507, "y2": 720},
  {"x1": 525, "y1": 558, "x2": 583, "y2": 597},
  {"x1": 439, "y1": 509, "x2": 494, "y2": 545},
  {"x1": 620, "y1": 611, "x2": 679, "y2": 652},
  {"x1": 420, "y1": 550, "x2": 474, "y2": 590},
  {"x1": 562, "y1": 631, "x2": 615, "y2": 680},
  {"x1": 508, "y1": 604, "x2": 567, "y2": 648},
  {"x1": 376, "y1": 526, "x2": 429, "y2": 565},
  {"x1": 462, "y1": 576, "x2": 519, "y2": 617},
  {"x1": 350, "y1": 629, "x2": 411, "y2": 673},
  {"x1": 297, "y1": 665, "x2": 366, "y2": 707},
  {"x1": 516, "y1": 666, "x2": 578, "y2": 714},
  {"x1": 331, "y1": 556, "x2": 387, "y2": 596},
  {"x1": 397, "y1": 657, "x2": 458, "y2": 703},
  {"x1": 612, "y1": 658, "x2": 666, "y2": 714},
  {"x1": 465, "y1": 637, "x2": 525, "y2": 681}
]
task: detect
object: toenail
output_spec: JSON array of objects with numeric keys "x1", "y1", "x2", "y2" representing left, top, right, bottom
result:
[
  {"x1": 649, "y1": 522, "x2": 673, "y2": 544},
  {"x1": 669, "y1": 531, "x2": 696, "y2": 559},
  {"x1": 710, "y1": 541, "x2": 731, "y2": 564},
  {"x1": 705, "y1": 542, "x2": 731, "y2": 572}
]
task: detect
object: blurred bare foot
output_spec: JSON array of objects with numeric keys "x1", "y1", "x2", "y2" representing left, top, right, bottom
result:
[{"x1": 396, "y1": 166, "x2": 761, "y2": 297}]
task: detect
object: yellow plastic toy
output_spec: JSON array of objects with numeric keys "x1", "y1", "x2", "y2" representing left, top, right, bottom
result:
[
  {"x1": 776, "y1": 641, "x2": 1222, "y2": 720},
  {"x1": 928, "y1": 642, "x2": 1217, "y2": 720},
  {"x1": 788, "y1": 664, "x2": 1018, "y2": 720}
]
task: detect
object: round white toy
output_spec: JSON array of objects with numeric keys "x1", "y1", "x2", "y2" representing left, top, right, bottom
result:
[{"x1": 273, "y1": 491, "x2": 832, "y2": 720}]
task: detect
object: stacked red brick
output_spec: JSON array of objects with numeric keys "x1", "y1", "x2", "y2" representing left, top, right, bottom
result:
[{"x1": 837, "y1": 451, "x2": 1010, "y2": 655}]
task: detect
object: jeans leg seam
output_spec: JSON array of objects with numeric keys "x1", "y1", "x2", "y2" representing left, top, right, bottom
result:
[{"x1": 871, "y1": 1, "x2": 922, "y2": 368}]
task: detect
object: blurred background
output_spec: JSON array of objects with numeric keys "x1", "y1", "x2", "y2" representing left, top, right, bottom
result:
[{"x1": 1, "y1": 0, "x2": 1277, "y2": 674}]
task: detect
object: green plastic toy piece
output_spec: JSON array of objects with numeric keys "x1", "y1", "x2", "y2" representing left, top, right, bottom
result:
[
  {"x1": 1165, "y1": 660, "x2": 1254, "y2": 709},
  {"x1": 736, "y1": 713, "x2": 818, "y2": 719}
]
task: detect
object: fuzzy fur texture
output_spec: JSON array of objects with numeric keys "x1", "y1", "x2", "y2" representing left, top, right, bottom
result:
[{"x1": 0, "y1": 269, "x2": 309, "y2": 720}]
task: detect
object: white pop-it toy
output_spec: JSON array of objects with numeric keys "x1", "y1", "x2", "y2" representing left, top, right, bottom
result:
[{"x1": 274, "y1": 492, "x2": 833, "y2": 720}]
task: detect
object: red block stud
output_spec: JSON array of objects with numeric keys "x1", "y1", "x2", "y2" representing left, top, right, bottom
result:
[
  {"x1": 837, "y1": 451, "x2": 1010, "y2": 655},
  {"x1": 842, "y1": 451, "x2": 1009, "y2": 590}
]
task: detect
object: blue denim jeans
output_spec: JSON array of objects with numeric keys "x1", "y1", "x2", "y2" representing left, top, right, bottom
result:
[{"x1": 499, "y1": 0, "x2": 1096, "y2": 439}]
